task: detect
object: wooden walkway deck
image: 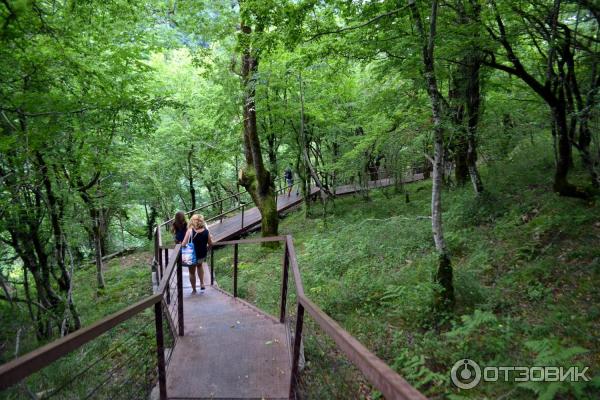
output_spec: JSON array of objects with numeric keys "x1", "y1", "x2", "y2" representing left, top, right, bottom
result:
[
  {"x1": 159, "y1": 175, "x2": 424, "y2": 399},
  {"x1": 165, "y1": 265, "x2": 290, "y2": 399},
  {"x1": 205, "y1": 176, "x2": 421, "y2": 242}
]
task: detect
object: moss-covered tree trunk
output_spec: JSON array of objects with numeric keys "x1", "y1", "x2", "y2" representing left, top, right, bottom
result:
[{"x1": 238, "y1": 20, "x2": 278, "y2": 238}]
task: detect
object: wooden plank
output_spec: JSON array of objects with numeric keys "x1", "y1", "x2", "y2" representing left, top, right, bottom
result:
[
  {"x1": 0, "y1": 294, "x2": 162, "y2": 390},
  {"x1": 298, "y1": 294, "x2": 427, "y2": 400}
]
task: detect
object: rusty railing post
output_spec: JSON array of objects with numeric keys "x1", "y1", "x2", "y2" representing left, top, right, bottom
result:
[
  {"x1": 241, "y1": 204, "x2": 245, "y2": 229},
  {"x1": 154, "y1": 301, "x2": 167, "y2": 400},
  {"x1": 233, "y1": 244, "x2": 238, "y2": 298},
  {"x1": 156, "y1": 254, "x2": 162, "y2": 283},
  {"x1": 176, "y1": 251, "x2": 184, "y2": 336},
  {"x1": 162, "y1": 247, "x2": 168, "y2": 280},
  {"x1": 279, "y1": 241, "x2": 289, "y2": 323},
  {"x1": 165, "y1": 248, "x2": 171, "y2": 305},
  {"x1": 210, "y1": 247, "x2": 215, "y2": 286},
  {"x1": 153, "y1": 228, "x2": 159, "y2": 286},
  {"x1": 289, "y1": 303, "x2": 305, "y2": 399}
]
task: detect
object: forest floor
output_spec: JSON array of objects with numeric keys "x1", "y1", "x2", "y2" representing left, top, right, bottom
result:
[{"x1": 212, "y1": 141, "x2": 600, "y2": 399}]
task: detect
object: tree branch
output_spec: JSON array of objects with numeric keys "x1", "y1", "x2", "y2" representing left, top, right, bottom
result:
[{"x1": 306, "y1": 7, "x2": 406, "y2": 42}]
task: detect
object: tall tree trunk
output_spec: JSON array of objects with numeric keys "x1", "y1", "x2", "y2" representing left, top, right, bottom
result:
[
  {"x1": 448, "y1": 66, "x2": 469, "y2": 186},
  {"x1": 145, "y1": 203, "x2": 158, "y2": 240},
  {"x1": 465, "y1": 56, "x2": 484, "y2": 194},
  {"x1": 449, "y1": 0, "x2": 484, "y2": 193},
  {"x1": 409, "y1": 0, "x2": 454, "y2": 312},
  {"x1": 237, "y1": 20, "x2": 279, "y2": 238},
  {"x1": 93, "y1": 210, "x2": 106, "y2": 290}
]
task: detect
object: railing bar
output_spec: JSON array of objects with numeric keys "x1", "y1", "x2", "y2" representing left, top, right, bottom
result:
[
  {"x1": 0, "y1": 293, "x2": 162, "y2": 390},
  {"x1": 298, "y1": 294, "x2": 427, "y2": 400},
  {"x1": 81, "y1": 343, "x2": 150, "y2": 400},
  {"x1": 168, "y1": 303, "x2": 178, "y2": 318},
  {"x1": 43, "y1": 317, "x2": 154, "y2": 398},
  {"x1": 157, "y1": 244, "x2": 181, "y2": 294},
  {"x1": 176, "y1": 252, "x2": 184, "y2": 336},
  {"x1": 160, "y1": 189, "x2": 251, "y2": 226},
  {"x1": 168, "y1": 300, "x2": 179, "y2": 317},
  {"x1": 161, "y1": 301, "x2": 177, "y2": 345},
  {"x1": 210, "y1": 247, "x2": 215, "y2": 286},
  {"x1": 233, "y1": 244, "x2": 238, "y2": 298},
  {"x1": 217, "y1": 236, "x2": 286, "y2": 246},
  {"x1": 289, "y1": 303, "x2": 304, "y2": 398},
  {"x1": 205, "y1": 204, "x2": 245, "y2": 223},
  {"x1": 154, "y1": 302, "x2": 167, "y2": 400},
  {"x1": 106, "y1": 375, "x2": 144, "y2": 400},
  {"x1": 285, "y1": 236, "x2": 304, "y2": 296},
  {"x1": 115, "y1": 364, "x2": 157, "y2": 399},
  {"x1": 279, "y1": 241, "x2": 289, "y2": 323}
]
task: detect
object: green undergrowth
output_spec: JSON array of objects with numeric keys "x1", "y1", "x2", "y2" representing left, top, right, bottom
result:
[
  {"x1": 0, "y1": 252, "x2": 157, "y2": 399},
  {"x1": 213, "y1": 141, "x2": 600, "y2": 399}
]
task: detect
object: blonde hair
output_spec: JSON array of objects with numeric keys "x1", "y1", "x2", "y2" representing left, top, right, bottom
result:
[{"x1": 188, "y1": 214, "x2": 206, "y2": 229}]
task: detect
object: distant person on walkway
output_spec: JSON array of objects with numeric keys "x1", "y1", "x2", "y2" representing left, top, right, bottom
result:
[
  {"x1": 171, "y1": 211, "x2": 187, "y2": 244},
  {"x1": 182, "y1": 214, "x2": 213, "y2": 294},
  {"x1": 284, "y1": 165, "x2": 294, "y2": 197}
]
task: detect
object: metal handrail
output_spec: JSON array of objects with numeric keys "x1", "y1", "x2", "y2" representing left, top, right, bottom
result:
[
  {"x1": 209, "y1": 235, "x2": 427, "y2": 400},
  {"x1": 0, "y1": 294, "x2": 162, "y2": 390},
  {"x1": 160, "y1": 189, "x2": 251, "y2": 227},
  {"x1": 0, "y1": 234, "x2": 182, "y2": 399},
  {"x1": 159, "y1": 180, "x2": 299, "y2": 228}
]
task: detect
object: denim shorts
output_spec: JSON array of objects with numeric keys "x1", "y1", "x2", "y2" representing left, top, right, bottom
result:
[{"x1": 184, "y1": 258, "x2": 205, "y2": 267}]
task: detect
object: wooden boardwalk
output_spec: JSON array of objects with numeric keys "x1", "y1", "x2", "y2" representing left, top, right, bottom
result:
[
  {"x1": 165, "y1": 265, "x2": 290, "y2": 399},
  {"x1": 159, "y1": 175, "x2": 423, "y2": 399},
  {"x1": 205, "y1": 176, "x2": 421, "y2": 242}
]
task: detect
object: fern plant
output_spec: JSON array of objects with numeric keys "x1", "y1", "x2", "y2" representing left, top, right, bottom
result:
[
  {"x1": 391, "y1": 348, "x2": 448, "y2": 397},
  {"x1": 519, "y1": 338, "x2": 596, "y2": 400}
]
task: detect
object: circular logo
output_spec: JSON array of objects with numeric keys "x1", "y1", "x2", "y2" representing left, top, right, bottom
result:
[{"x1": 451, "y1": 359, "x2": 481, "y2": 389}]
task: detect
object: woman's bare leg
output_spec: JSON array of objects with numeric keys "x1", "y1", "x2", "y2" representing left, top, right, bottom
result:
[
  {"x1": 198, "y1": 262, "x2": 205, "y2": 289},
  {"x1": 189, "y1": 265, "x2": 197, "y2": 293}
]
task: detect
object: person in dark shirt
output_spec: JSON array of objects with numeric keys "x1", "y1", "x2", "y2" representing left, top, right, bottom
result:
[
  {"x1": 171, "y1": 211, "x2": 187, "y2": 244},
  {"x1": 182, "y1": 214, "x2": 213, "y2": 294},
  {"x1": 284, "y1": 165, "x2": 294, "y2": 197}
]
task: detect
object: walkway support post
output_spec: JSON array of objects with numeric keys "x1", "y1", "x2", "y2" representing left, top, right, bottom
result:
[
  {"x1": 290, "y1": 303, "x2": 305, "y2": 399},
  {"x1": 279, "y1": 242, "x2": 289, "y2": 323},
  {"x1": 210, "y1": 247, "x2": 215, "y2": 286},
  {"x1": 163, "y1": 248, "x2": 168, "y2": 281},
  {"x1": 154, "y1": 228, "x2": 159, "y2": 285},
  {"x1": 154, "y1": 302, "x2": 167, "y2": 400},
  {"x1": 241, "y1": 204, "x2": 245, "y2": 229},
  {"x1": 165, "y1": 248, "x2": 171, "y2": 304},
  {"x1": 176, "y1": 252, "x2": 184, "y2": 336},
  {"x1": 233, "y1": 244, "x2": 239, "y2": 297}
]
